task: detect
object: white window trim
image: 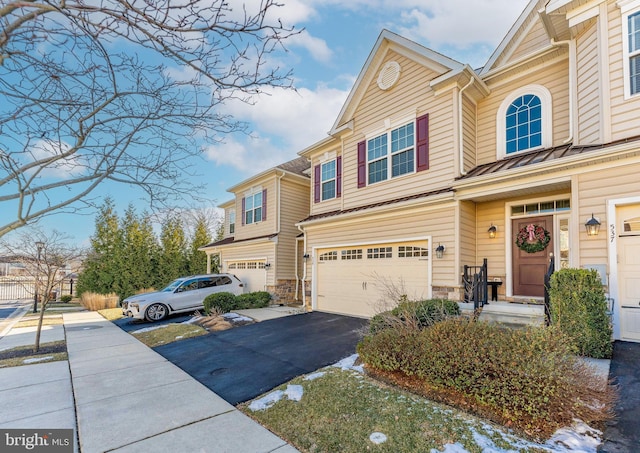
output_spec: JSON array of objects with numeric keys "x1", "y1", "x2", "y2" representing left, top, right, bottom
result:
[
  {"x1": 244, "y1": 190, "x2": 263, "y2": 225},
  {"x1": 228, "y1": 209, "x2": 236, "y2": 235},
  {"x1": 620, "y1": 1, "x2": 640, "y2": 99},
  {"x1": 366, "y1": 120, "x2": 416, "y2": 185},
  {"x1": 496, "y1": 85, "x2": 553, "y2": 160},
  {"x1": 320, "y1": 159, "x2": 337, "y2": 202}
]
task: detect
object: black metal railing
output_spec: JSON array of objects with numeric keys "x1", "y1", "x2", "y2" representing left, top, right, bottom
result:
[
  {"x1": 463, "y1": 258, "x2": 488, "y2": 310},
  {"x1": 543, "y1": 255, "x2": 555, "y2": 326}
]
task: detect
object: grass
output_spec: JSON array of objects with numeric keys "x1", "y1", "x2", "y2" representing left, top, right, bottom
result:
[
  {"x1": 14, "y1": 315, "x2": 64, "y2": 328},
  {"x1": 240, "y1": 365, "x2": 592, "y2": 453},
  {"x1": 131, "y1": 323, "x2": 207, "y2": 347},
  {"x1": 98, "y1": 308, "x2": 124, "y2": 321},
  {"x1": 0, "y1": 341, "x2": 67, "y2": 368}
]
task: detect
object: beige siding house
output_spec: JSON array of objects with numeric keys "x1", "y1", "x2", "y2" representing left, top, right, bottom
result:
[
  {"x1": 200, "y1": 157, "x2": 310, "y2": 303},
  {"x1": 204, "y1": 0, "x2": 640, "y2": 343},
  {"x1": 290, "y1": 0, "x2": 640, "y2": 343}
]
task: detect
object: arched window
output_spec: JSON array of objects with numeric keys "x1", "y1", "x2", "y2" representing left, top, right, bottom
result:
[
  {"x1": 506, "y1": 94, "x2": 542, "y2": 154},
  {"x1": 497, "y1": 85, "x2": 552, "y2": 159}
]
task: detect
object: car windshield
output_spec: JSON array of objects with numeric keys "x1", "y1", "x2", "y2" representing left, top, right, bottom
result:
[{"x1": 161, "y1": 279, "x2": 184, "y2": 292}]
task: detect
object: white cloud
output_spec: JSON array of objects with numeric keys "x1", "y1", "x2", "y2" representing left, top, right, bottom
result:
[
  {"x1": 29, "y1": 140, "x2": 85, "y2": 179},
  {"x1": 205, "y1": 83, "x2": 349, "y2": 173},
  {"x1": 289, "y1": 30, "x2": 333, "y2": 63},
  {"x1": 393, "y1": 0, "x2": 526, "y2": 49}
]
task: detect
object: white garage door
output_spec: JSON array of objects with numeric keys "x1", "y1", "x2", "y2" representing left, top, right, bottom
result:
[
  {"x1": 228, "y1": 261, "x2": 266, "y2": 293},
  {"x1": 618, "y1": 207, "x2": 640, "y2": 342},
  {"x1": 316, "y1": 242, "x2": 430, "y2": 318}
]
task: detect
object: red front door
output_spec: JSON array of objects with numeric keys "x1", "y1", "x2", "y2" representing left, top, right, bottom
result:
[{"x1": 512, "y1": 216, "x2": 554, "y2": 298}]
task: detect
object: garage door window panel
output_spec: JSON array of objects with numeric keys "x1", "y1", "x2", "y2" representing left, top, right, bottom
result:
[
  {"x1": 341, "y1": 249, "x2": 363, "y2": 260},
  {"x1": 398, "y1": 246, "x2": 429, "y2": 257},
  {"x1": 367, "y1": 247, "x2": 392, "y2": 259},
  {"x1": 319, "y1": 251, "x2": 338, "y2": 261}
]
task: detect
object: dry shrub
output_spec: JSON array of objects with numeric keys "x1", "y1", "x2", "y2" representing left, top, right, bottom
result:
[
  {"x1": 193, "y1": 309, "x2": 233, "y2": 331},
  {"x1": 357, "y1": 317, "x2": 616, "y2": 440},
  {"x1": 80, "y1": 292, "x2": 120, "y2": 311}
]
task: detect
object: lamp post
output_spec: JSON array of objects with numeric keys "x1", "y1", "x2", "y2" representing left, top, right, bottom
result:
[{"x1": 33, "y1": 241, "x2": 44, "y2": 313}]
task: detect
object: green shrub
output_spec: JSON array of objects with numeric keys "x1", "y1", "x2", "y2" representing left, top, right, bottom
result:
[
  {"x1": 358, "y1": 318, "x2": 615, "y2": 439},
  {"x1": 203, "y1": 291, "x2": 272, "y2": 314},
  {"x1": 549, "y1": 268, "x2": 612, "y2": 359},
  {"x1": 60, "y1": 295, "x2": 73, "y2": 303},
  {"x1": 235, "y1": 291, "x2": 271, "y2": 309},
  {"x1": 370, "y1": 298, "x2": 460, "y2": 333},
  {"x1": 203, "y1": 292, "x2": 237, "y2": 314}
]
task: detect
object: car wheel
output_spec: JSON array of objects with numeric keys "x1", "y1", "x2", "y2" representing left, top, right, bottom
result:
[{"x1": 145, "y1": 303, "x2": 168, "y2": 322}]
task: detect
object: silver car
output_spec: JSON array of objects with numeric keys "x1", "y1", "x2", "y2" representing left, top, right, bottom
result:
[{"x1": 121, "y1": 274, "x2": 244, "y2": 322}]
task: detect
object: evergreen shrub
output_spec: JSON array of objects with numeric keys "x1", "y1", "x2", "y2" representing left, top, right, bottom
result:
[
  {"x1": 549, "y1": 268, "x2": 612, "y2": 359},
  {"x1": 370, "y1": 298, "x2": 460, "y2": 333}
]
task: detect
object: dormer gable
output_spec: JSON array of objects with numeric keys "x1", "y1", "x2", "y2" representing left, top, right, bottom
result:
[{"x1": 330, "y1": 29, "x2": 465, "y2": 135}]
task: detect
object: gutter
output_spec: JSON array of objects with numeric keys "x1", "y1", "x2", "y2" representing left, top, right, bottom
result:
[
  {"x1": 297, "y1": 224, "x2": 307, "y2": 309},
  {"x1": 458, "y1": 76, "x2": 475, "y2": 176}
]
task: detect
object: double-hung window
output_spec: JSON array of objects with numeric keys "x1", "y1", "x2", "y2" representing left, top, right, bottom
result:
[
  {"x1": 367, "y1": 122, "x2": 415, "y2": 184},
  {"x1": 321, "y1": 160, "x2": 336, "y2": 201},
  {"x1": 244, "y1": 192, "x2": 262, "y2": 224},
  {"x1": 229, "y1": 210, "x2": 235, "y2": 234},
  {"x1": 627, "y1": 10, "x2": 640, "y2": 96}
]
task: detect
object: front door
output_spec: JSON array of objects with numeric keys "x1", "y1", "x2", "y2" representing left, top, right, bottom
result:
[{"x1": 512, "y1": 216, "x2": 554, "y2": 297}]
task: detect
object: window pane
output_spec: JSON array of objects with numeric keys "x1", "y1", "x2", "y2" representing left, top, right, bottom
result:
[
  {"x1": 245, "y1": 211, "x2": 252, "y2": 225},
  {"x1": 322, "y1": 180, "x2": 335, "y2": 200},
  {"x1": 392, "y1": 149, "x2": 414, "y2": 177},
  {"x1": 254, "y1": 207, "x2": 262, "y2": 223},
  {"x1": 368, "y1": 158, "x2": 387, "y2": 184},
  {"x1": 245, "y1": 196, "x2": 253, "y2": 210},
  {"x1": 391, "y1": 123, "x2": 414, "y2": 153},
  {"x1": 631, "y1": 54, "x2": 640, "y2": 95},
  {"x1": 254, "y1": 192, "x2": 262, "y2": 207},
  {"x1": 511, "y1": 205, "x2": 524, "y2": 215},
  {"x1": 321, "y1": 160, "x2": 336, "y2": 182},
  {"x1": 630, "y1": 12, "x2": 640, "y2": 52},
  {"x1": 506, "y1": 94, "x2": 542, "y2": 153},
  {"x1": 367, "y1": 135, "x2": 387, "y2": 160}
]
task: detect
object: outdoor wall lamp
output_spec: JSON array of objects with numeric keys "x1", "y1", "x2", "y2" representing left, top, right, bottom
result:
[
  {"x1": 435, "y1": 244, "x2": 445, "y2": 259},
  {"x1": 488, "y1": 224, "x2": 498, "y2": 239},
  {"x1": 303, "y1": 253, "x2": 310, "y2": 260},
  {"x1": 585, "y1": 214, "x2": 601, "y2": 236},
  {"x1": 264, "y1": 262, "x2": 271, "y2": 269}
]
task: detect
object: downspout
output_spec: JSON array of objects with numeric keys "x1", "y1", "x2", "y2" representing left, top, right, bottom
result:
[
  {"x1": 458, "y1": 75, "x2": 475, "y2": 176},
  {"x1": 297, "y1": 224, "x2": 307, "y2": 309},
  {"x1": 550, "y1": 38, "x2": 575, "y2": 143}
]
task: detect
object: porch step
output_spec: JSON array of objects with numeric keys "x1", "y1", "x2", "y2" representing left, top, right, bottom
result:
[{"x1": 458, "y1": 301, "x2": 545, "y2": 327}]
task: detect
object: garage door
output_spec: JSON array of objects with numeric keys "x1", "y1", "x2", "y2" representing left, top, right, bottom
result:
[
  {"x1": 228, "y1": 261, "x2": 266, "y2": 293},
  {"x1": 618, "y1": 207, "x2": 640, "y2": 342},
  {"x1": 316, "y1": 242, "x2": 430, "y2": 317}
]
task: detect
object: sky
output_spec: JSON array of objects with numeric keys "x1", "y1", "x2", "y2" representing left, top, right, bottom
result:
[{"x1": 17, "y1": 0, "x2": 529, "y2": 245}]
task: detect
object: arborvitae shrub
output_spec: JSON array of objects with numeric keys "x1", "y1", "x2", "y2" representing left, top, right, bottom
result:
[{"x1": 548, "y1": 268, "x2": 612, "y2": 358}]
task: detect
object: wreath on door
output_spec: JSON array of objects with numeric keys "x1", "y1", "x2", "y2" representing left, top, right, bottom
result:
[{"x1": 515, "y1": 223, "x2": 551, "y2": 254}]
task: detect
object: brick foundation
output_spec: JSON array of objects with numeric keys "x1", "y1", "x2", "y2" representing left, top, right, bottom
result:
[{"x1": 431, "y1": 285, "x2": 464, "y2": 301}]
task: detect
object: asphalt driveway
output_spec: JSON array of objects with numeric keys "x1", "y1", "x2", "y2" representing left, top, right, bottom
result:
[
  {"x1": 153, "y1": 311, "x2": 369, "y2": 405},
  {"x1": 114, "y1": 313, "x2": 194, "y2": 332}
]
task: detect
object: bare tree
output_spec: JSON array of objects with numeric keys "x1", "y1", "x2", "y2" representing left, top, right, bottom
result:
[
  {"x1": 0, "y1": 0, "x2": 298, "y2": 238},
  {"x1": 1, "y1": 229, "x2": 84, "y2": 351}
]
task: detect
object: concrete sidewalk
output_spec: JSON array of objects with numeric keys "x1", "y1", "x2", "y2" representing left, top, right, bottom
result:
[{"x1": 0, "y1": 309, "x2": 299, "y2": 453}]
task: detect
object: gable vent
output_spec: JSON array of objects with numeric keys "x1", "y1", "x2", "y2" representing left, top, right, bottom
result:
[{"x1": 377, "y1": 61, "x2": 401, "y2": 91}]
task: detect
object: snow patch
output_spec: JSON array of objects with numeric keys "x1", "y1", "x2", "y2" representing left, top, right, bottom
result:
[
  {"x1": 132, "y1": 324, "x2": 171, "y2": 334},
  {"x1": 285, "y1": 385, "x2": 304, "y2": 402},
  {"x1": 369, "y1": 432, "x2": 387, "y2": 444},
  {"x1": 175, "y1": 335, "x2": 184, "y2": 339},
  {"x1": 432, "y1": 443, "x2": 468, "y2": 453},
  {"x1": 546, "y1": 420, "x2": 602, "y2": 452},
  {"x1": 223, "y1": 313, "x2": 254, "y2": 323},
  {"x1": 182, "y1": 317, "x2": 202, "y2": 325},
  {"x1": 248, "y1": 384, "x2": 305, "y2": 411},
  {"x1": 304, "y1": 372, "x2": 325, "y2": 381},
  {"x1": 23, "y1": 356, "x2": 54, "y2": 364},
  {"x1": 332, "y1": 354, "x2": 364, "y2": 373}
]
